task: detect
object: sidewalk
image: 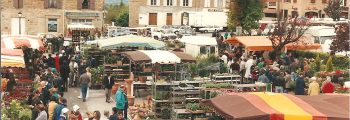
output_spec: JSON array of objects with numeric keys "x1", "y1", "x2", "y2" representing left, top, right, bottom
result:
[{"x1": 65, "y1": 88, "x2": 115, "y2": 118}]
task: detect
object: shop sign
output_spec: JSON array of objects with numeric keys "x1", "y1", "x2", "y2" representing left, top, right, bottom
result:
[
  {"x1": 65, "y1": 12, "x2": 99, "y2": 17},
  {"x1": 208, "y1": 9, "x2": 223, "y2": 12}
]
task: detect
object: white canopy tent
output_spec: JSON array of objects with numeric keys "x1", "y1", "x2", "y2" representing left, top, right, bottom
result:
[{"x1": 179, "y1": 36, "x2": 218, "y2": 57}]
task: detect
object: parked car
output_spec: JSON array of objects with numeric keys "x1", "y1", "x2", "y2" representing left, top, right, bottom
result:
[
  {"x1": 198, "y1": 25, "x2": 223, "y2": 33},
  {"x1": 151, "y1": 29, "x2": 177, "y2": 40}
]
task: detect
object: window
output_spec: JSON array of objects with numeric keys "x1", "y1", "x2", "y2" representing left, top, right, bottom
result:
[
  {"x1": 293, "y1": 0, "x2": 297, "y2": 3},
  {"x1": 13, "y1": 0, "x2": 23, "y2": 9},
  {"x1": 167, "y1": 0, "x2": 173, "y2": 6},
  {"x1": 151, "y1": 0, "x2": 157, "y2": 5},
  {"x1": 204, "y1": 0, "x2": 210, "y2": 7},
  {"x1": 183, "y1": 0, "x2": 189, "y2": 6},
  {"x1": 49, "y1": 0, "x2": 57, "y2": 8},
  {"x1": 217, "y1": 0, "x2": 223, "y2": 8},
  {"x1": 268, "y1": 2, "x2": 277, "y2": 8},
  {"x1": 340, "y1": 0, "x2": 345, "y2": 6},
  {"x1": 311, "y1": 0, "x2": 315, "y2": 3},
  {"x1": 48, "y1": 18, "x2": 57, "y2": 32},
  {"x1": 284, "y1": 0, "x2": 291, "y2": 2},
  {"x1": 210, "y1": 46, "x2": 215, "y2": 54},
  {"x1": 200, "y1": 46, "x2": 207, "y2": 54},
  {"x1": 322, "y1": 0, "x2": 327, "y2": 3},
  {"x1": 82, "y1": 0, "x2": 89, "y2": 9}
]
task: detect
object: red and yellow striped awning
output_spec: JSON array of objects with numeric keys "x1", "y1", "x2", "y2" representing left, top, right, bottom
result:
[{"x1": 203, "y1": 92, "x2": 349, "y2": 120}]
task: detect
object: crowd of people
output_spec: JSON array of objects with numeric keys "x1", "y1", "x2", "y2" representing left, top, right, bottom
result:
[{"x1": 221, "y1": 47, "x2": 337, "y2": 95}]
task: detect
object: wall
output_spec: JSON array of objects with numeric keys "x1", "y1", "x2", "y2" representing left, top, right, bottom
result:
[{"x1": 0, "y1": 0, "x2": 104, "y2": 36}]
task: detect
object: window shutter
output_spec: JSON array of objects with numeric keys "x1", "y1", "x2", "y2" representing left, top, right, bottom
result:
[
  {"x1": 57, "y1": 0, "x2": 63, "y2": 9},
  {"x1": 13, "y1": 0, "x2": 19, "y2": 8},
  {"x1": 189, "y1": 0, "x2": 192, "y2": 7},
  {"x1": 77, "y1": 0, "x2": 82, "y2": 9},
  {"x1": 163, "y1": 0, "x2": 166, "y2": 6},
  {"x1": 44, "y1": 0, "x2": 49, "y2": 9},
  {"x1": 147, "y1": 0, "x2": 150, "y2": 5},
  {"x1": 18, "y1": 0, "x2": 23, "y2": 8},
  {"x1": 173, "y1": 0, "x2": 177, "y2": 6},
  {"x1": 90, "y1": 0, "x2": 95, "y2": 10},
  {"x1": 345, "y1": 0, "x2": 347, "y2": 6},
  {"x1": 223, "y1": 0, "x2": 226, "y2": 8},
  {"x1": 214, "y1": 0, "x2": 217, "y2": 7}
]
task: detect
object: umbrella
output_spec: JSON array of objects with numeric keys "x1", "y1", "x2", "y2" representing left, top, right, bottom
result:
[{"x1": 98, "y1": 35, "x2": 166, "y2": 49}]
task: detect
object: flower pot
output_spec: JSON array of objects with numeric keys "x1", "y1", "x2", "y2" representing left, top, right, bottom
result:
[
  {"x1": 127, "y1": 96, "x2": 135, "y2": 106},
  {"x1": 138, "y1": 76, "x2": 147, "y2": 83},
  {"x1": 116, "y1": 61, "x2": 122, "y2": 66}
]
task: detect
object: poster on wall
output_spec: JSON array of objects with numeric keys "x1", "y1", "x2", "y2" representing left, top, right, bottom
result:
[{"x1": 48, "y1": 18, "x2": 57, "y2": 32}]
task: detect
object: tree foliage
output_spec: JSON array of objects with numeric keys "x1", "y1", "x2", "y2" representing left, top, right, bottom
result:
[
  {"x1": 227, "y1": 0, "x2": 263, "y2": 34},
  {"x1": 326, "y1": 55, "x2": 334, "y2": 72},
  {"x1": 105, "y1": 2, "x2": 129, "y2": 26},
  {"x1": 315, "y1": 54, "x2": 321, "y2": 72},
  {"x1": 324, "y1": 0, "x2": 343, "y2": 21},
  {"x1": 268, "y1": 16, "x2": 310, "y2": 59},
  {"x1": 330, "y1": 22, "x2": 349, "y2": 53}
]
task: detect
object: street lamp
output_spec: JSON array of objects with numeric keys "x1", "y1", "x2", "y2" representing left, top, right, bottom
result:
[{"x1": 18, "y1": 12, "x2": 22, "y2": 35}]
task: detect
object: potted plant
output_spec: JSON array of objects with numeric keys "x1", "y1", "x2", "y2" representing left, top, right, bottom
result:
[{"x1": 90, "y1": 66, "x2": 104, "y2": 89}]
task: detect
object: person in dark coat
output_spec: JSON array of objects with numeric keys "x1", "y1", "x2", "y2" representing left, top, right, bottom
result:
[
  {"x1": 6, "y1": 73, "x2": 16, "y2": 95},
  {"x1": 294, "y1": 73, "x2": 306, "y2": 95},
  {"x1": 60, "y1": 54, "x2": 70, "y2": 92},
  {"x1": 103, "y1": 74, "x2": 115, "y2": 103},
  {"x1": 40, "y1": 81, "x2": 51, "y2": 105},
  {"x1": 48, "y1": 54, "x2": 56, "y2": 68},
  {"x1": 109, "y1": 107, "x2": 118, "y2": 120}
]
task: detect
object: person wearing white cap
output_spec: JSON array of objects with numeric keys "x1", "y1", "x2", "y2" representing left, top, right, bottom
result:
[
  {"x1": 308, "y1": 77, "x2": 320, "y2": 96},
  {"x1": 59, "y1": 108, "x2": 69, "y2": 120},
  {"x1": 69, "y1": 105, "x2": 82, "y2": 120}
]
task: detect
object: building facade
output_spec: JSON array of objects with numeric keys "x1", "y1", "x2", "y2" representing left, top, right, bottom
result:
[
  {"x1": 262, "y1": 0, "x2": 349, "y2": 20},
  {"x1": 129, "y1": 0, "x2": 230, "y2": 27},
  {"x1": 0, "y1": 0, "x2": 104, "y2": 36}
]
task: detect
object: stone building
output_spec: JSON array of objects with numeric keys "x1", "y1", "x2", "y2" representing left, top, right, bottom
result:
[
  {"x1": 262, "y1": 0, "x2": 349, "y2": 20},
  {"x1": 129, "y1": 0, "x2": 230, "y2": 27},
  {"x1": 0, "y1": 0, "x2": 104, "y2": 37}
]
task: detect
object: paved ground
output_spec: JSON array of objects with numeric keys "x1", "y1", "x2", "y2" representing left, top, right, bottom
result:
[
  {"x1": 64, "y1": 87, "x2": 151, "y2": 119},
  {"x1": 65, "y1": 88, "x2": 115, "y2": 119}
]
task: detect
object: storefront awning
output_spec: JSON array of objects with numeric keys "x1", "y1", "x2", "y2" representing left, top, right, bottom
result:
[{"x1": 67, "y1": 24, "x2": 95, "y2": 30}]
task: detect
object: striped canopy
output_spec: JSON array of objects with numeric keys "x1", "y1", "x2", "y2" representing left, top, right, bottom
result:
[
  {"x1": 121, "y1": 50, "x2": 195, "y2": 63},
  {"x1": 203, "y1": 92, "x2": 349, "y2": 120},
  {"x1": 1, "y1": 35, "x2": 45, "y2": 50},
  {"x1": 1, "y1": 49, "x2": 25, "y2": 67}
]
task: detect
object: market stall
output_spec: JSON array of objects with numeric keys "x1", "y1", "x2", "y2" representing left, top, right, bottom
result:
[
  {"x1": 224, "y1": 36, "x2": 321, "y2": 52},
  {"x1": 67, "y1": 23, "x2": 95, "y2": 43},
  {"x1": 179, "y1": 36, "x2": 218, "y2": 58},
  {"x1": 203, "y1": 92, "x2": 349, "y2": 120},
  {"x1": 98, "y1": 35, "x2": 166, "y2": 50},
  {"x1": 121, "y1": 50, "x2": 197, "y2": 119}
]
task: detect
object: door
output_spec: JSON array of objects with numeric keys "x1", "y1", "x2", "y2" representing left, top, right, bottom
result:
[
  {"x1": 149, "y1": 13, "x2": 157, "y2": 25},
  {"x1": 11, "y1": 17, "x2": 26, "y2": 35},
  {"x1": 166, "y1": 13, "x2": 173, "y2": 25}
]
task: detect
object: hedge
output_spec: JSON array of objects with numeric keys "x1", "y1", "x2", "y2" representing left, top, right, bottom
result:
[{"x1": 291, "y1": 51, "x2": 350, "y2": 70}]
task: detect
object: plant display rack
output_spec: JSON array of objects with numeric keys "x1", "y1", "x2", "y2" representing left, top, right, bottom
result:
[
  {"x1": 152, "y1": 81, "x2": 179, "y2": 119},
  {"x1": 104, "y1": 64, "x2": 130, "y2": 82}
]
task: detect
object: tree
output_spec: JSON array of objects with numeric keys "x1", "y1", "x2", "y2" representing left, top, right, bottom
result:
[
  {"x1": 330, "y1": 22, "x2": 349, "y2": 53},
  {"x1": 315, "y1": 54, "x2": 321, "y2": 72},
  {"x1": 227, "y1": 0, "x2": 240, "y2": 31},
  {"x1": 324, "y1": 0, "x2": 343, "y2": 21},
  {"x1": 227, "y1": 0, "x2": 263, "y2": 34},
  {"x1": 268, "y1": 16, "x2": 310, "y2": 59},
  {"x1": 105, "y1": 1, "x2": 129, "y2": 25},
  {"x1": 115, "y1": 12, "x2": 129, "y2": 27},
  {"x1": 326, "y1": 55, "x2": 333, "y2": 72}
]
